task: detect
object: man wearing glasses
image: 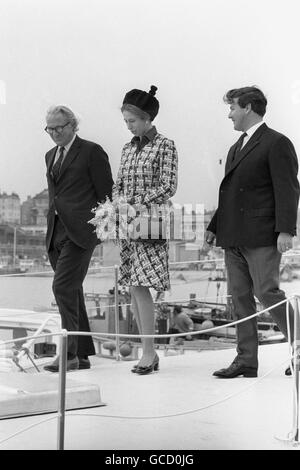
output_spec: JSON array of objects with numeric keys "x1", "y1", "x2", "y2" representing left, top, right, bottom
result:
[{"x1": 44, "y1": 105, "x2": 114, "y2": 372}]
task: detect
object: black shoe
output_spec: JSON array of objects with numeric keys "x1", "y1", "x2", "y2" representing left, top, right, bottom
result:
[
  {"x1": 285, "y1": 359, "x2": 294, "y2": 376},
  {"x1": 135, "y1": 356, "x2": 159, "y2": 375},
  {"x1": 131, "y1": 354, "x2": 159, "y2": 374},
  {"x1": 285, "y1": 366, "x2": 292, "y2": 376},
  {"x1": 78, "y1": 358, "x2": 91, "y2": 370},
  {"x1": 285, "y1": 357, "x2": 300, "y2": 376},
  {"x1": 213, "y1": 361, "x2": 257, "y2": 378},
  {"x1": 44, "y1": 356, "x2": 79, "y2": 373}
]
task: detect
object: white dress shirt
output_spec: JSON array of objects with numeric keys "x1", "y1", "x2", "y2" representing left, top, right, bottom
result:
[
  {"x1": 241, "y1": 121, "x2": 264, "y2": 149},
  {"x1": 53, "y1": 133, "x2": 77, "y2": 165}
]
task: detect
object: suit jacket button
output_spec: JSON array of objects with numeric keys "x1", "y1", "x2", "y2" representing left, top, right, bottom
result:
[
  {"x1": 240, "y1": 188, "x2": 244, "y2": 192},
  {"x1": 240, "y1": 208, "x2": 244, "y2": 212}
]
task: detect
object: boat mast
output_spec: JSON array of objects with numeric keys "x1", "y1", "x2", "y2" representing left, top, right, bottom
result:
[{"x1": 13, "y1": 226, "x2": 17, "y2": 266}]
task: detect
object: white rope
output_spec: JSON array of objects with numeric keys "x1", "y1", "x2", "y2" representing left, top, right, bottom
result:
[
  {"x1": 0, "y1": 296, "x2": 294, "y2": 348},
  {"x1": 0, "y1": 296, "x2": 298, "y2": 447},
  {"x1": 0, "y1": 332, "x2": 61, "y2": 348},
  {"x1": 0, "y1": 261, "x2": 298, "y2": 447},
  {"x1": 65, "y1": 358, "x2": 291, "y2": 420},
  {"x1": 0, "y1": 270, "x2": 53, "y2": 278},
  {"x1": 0, "y1": 416, "x2": 58, "y2": 446},
  {"x1": 0, "y1": 357, "x2": 290, "y2": 447},
  {"x1": 68, "y1": 296, "x2": 294, "y2": 339},
  {"x1": 0, "y1": 307, "x2": 52, "y2": 315}
]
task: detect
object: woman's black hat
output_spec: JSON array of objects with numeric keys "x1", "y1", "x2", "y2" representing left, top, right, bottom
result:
[{"x1": 123, "y1": 85, "x2": 159, "y2": 120}]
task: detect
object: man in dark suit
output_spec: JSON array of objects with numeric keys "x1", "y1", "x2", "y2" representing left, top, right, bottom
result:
[
  {"x1": 205, "y1": 86, "x2": 299, "y2": 378},
  {"x1": 44, "y1": 105, "x2": 114, "y2": 372}
]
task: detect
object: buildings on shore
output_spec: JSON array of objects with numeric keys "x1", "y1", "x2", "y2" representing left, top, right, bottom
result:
[
  {"x1": 0, "y1": 189, "x2": 216, "y2": 265},
  {"x1": 0, "y1": 192, "x2": 21, "y2": 225},
  {"x1": 2, "y1": 188, "x2": 300, "y2": 267},
  {"x1": 0, "y1": 189, "x2": 49, "y2": 227},
  {"x1": 21, "y1": 189, "x2": 49, "y2": 226},
  {"x1": 0, "y1": 190, "x2": 49, "y2": 260}
]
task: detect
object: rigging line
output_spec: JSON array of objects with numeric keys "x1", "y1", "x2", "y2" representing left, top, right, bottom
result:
[
  {"x1": 0, "y1": 296, "x2": 294, "y2": 347},
  {"x1": 68, "y1": 296, "x2": 295, "y2": 339},
  {"x1": 0, "y1": 359, "x2": 290, "y2": 447},
  {"x1": 0, "y1": 416, "x2": 58, "y2": 446},
  {"x1": 63, "y1": 359, "x2": 290, "y2": 420}
]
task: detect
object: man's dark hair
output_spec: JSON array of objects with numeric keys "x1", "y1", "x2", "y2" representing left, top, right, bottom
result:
[
  {"x1": 173, "y1": 305, "x2": 183, "y2": 314},
  {"x1": 224, "y1": 86, "x2": 267, "y2": 117}
]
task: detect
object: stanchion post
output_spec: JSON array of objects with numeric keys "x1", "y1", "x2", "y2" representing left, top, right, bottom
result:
[
  {"x1": 293, "y1": 296, "x2": 300, "y2": 443},
  {"x1": 57, "y1": 330, "x2": 68, "y2": 450},
  {"x1": 114, "y1": 265, "x2": 120, "y2": 361}
]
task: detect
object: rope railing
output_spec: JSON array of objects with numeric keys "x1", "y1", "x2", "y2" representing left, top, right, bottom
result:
[
  {"x1": 0, "y1": 296, "x2": 292, "y2": 347},
  {"x1": 0, "y1": 307, "x2": 58, "y2": 315},
  {"x1": 54, "y1": 297, "x2": 296, "y2": 341},
  {"x1": 14, "y1": 314, "x2": 58, "y2": 372},
  {"x1": 0, "y1": 294, "x2": 299, "y2": 450},
  {"x1": 0, "y1": 356, "x2": 291, "y2": 449},
  {"x1": 1, "y1": 258, "x2": 300, "y2": 449}
]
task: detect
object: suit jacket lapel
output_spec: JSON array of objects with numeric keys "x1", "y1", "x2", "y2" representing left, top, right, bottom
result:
[
  {"x1": 225, "y1": 144, "x2": 238, "y2": 173},
  {"x1": 46, "y1": 147, "x2": 58, "y2": 176},
  {"x1": 57, "y1": 135, "x2": 81, "y2": 182},
  {"x1": 225, "y1": 123, "x2": 267, "y2": 175}
]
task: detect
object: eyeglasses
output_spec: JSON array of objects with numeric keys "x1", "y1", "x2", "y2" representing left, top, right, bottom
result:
[{"x1": 44, "y1": 122, "x2": 70, "y2": 134}]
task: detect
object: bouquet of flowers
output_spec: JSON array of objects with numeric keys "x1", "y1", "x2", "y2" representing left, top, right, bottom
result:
[{"x1": 89, "y1": 196, "x2": 135, "y2": 242}]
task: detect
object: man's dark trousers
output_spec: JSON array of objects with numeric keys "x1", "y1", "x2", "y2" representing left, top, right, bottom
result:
[
  {"x1": 225, "y1": 245, "x2": 294, "y2": 368},
  {"x1": 48, "y1": 216, "x2": 95, "y2": 358}
]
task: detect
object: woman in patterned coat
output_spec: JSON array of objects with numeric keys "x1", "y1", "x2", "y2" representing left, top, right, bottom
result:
[{"x1": 114, "y1": 85, "x2": 178, "y2": 375}]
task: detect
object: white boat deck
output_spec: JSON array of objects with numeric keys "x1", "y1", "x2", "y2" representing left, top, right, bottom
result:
[{"x1": 0, "y1": 341, "x2": 298, "y2": 450}]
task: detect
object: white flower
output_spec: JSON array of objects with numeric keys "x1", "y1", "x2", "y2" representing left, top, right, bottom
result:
[{"x1": 89, "y1": 196, "x2": 135, "y2": 242}]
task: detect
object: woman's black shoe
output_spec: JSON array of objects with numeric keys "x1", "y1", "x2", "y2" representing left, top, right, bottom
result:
[
  {"x1": 285, "y1": 360, "x2": 293, "y2": 376},
  {"x1": 135, "y1": 356, "x2": 159, "y2": 375},
  {"x1": 131, "y1": 354, "x2": 159, "y2": 374}
]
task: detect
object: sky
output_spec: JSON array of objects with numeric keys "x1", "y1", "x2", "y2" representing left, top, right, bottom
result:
[{"x1": 0, "y1": 0, "x2": 300, "y2": 210}]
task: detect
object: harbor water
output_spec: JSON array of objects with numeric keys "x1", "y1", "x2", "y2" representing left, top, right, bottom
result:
[{"x1": 0, "y1": 267, "x2": 299, "y2": 312}]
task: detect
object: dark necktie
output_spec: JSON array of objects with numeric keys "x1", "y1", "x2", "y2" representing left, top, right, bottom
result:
[
  {"x1": 232, "y1": 132, "x2": 248, "y2": 161},
  {"x1": 237, "y1": 132, "x2": 248, "y2": 151},
  {"x1": 52, "y1": 146, "x2": 65, "y2": 182}
]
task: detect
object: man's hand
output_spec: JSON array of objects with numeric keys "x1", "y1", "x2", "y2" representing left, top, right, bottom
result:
[
  {"x1": 277, "y1": 232, "x2": 293, "y2": 254},
  {"x1": 203, "y1": 230, "x2": 216, "y2": 250}
]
